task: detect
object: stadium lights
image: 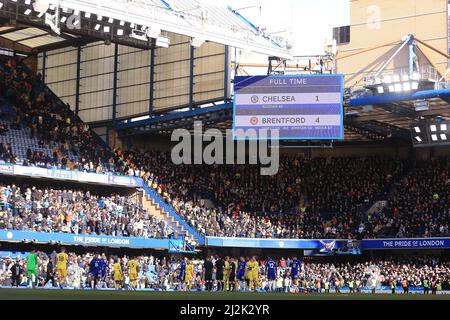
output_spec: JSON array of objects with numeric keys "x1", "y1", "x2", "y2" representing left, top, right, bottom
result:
[
  {"x1": 430, "y1": 125, "x2": 437, "y2": 132},
  {"x1": 377, "y1": 86, "x2": 384, "y2": 94},
  {"x1": 104, "y1": 26, "x2": 110, "y2": 33},
  {"x1": 0, "y1": 3, "x2": 3, "y2": 9},
  {"x1": 415, "y1": 136, "x2": 422, "y2": 142},
  {"x1": 97, "y1": 15, "x2": 103, "y2": 21},
  {"x1": 108, "y1": 17, "x2": 114, "y2": 24},
  {"x1": 440, "y1": 124, "x2": 447, "y2": 131},
  {"x1": 24, "y1": 9, "x2": 32, "y2": 15},
  {"x1": 94, "y1": 24, "x2": 101, "y2": 31},
  {"x1": 146, "y1": 28, "x2": 161, "y2": 39},
  {"x1": 383, "y1": 76, "x2": 392, "y2": 84},
  {"x1": 431, "y1": 134, "x2": 438, "y2": 141},
  {"x1": 85, "y1": 12, "x2": 91, "y2": 18},
  {"x1": 117, "y1": 29, "x2": 124, "y2": 36},
  {"x1": 441, "y1": 134, "x2": 448, "y2": 141},
  {"x1": 412, "y1": 72, "x2": 421, "y2": 81},
  {"x1": 414, "y1": 127, "x2": 421, "y2": 133},
  {"x1": 60, "y1": 16, "x2": 67, "y2": 23},
  {"x1": 120, "y1": 20, "x2": 125, "y2": 26},
  {"x1": 191, "y1": 37, "x2": 205, "y2": 48},
  {"x1": 130, "y1": 29, "x2": 147, "y2": 41},
  {"x1": 156, "y1": 35, "x2": 170, "y2": 48}
]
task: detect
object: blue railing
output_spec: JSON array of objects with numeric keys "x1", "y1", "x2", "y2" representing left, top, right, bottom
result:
[{"x1": 142, "y1": 184, "x2": 205, "y2": 245}]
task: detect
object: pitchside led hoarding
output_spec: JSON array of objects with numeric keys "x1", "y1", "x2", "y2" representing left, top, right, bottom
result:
[{"x1": 233, "y1": 75, "x2": 344, "y2": 140}]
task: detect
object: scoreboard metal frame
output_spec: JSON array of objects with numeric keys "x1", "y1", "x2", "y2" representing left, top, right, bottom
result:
[{"x1": 232, "y1": 74, "x2": 344, "y2": 141}]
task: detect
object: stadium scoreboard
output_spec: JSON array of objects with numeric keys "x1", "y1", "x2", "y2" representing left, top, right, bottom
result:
[{"x1": 233, "y1": 75, "x2": 344, "y2": 140}]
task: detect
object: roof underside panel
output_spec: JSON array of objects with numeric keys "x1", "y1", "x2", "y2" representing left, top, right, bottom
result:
[
  {"x1": 19, "y1": 34, "x2": 66, "y2": 48},
  {"x1": 1, "y1": 28, "x2": 47, "y2": 41}
]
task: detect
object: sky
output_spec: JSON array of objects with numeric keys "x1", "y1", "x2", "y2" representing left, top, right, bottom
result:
[{"x1": 213, "y1": 0, "x2": 350, "y2": 56}]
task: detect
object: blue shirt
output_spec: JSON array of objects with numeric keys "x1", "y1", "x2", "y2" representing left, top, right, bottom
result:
[
  {"x1": 291, "y1": 259, "x2": 301, "y2": 274},
  {"x1": 266, "y1": 260, "x2": 277, "y2": 277},
  {"x1": 237, "y1": 261, "x2": 246, "y2": 277},
  {"x1": 90, "y1": 258, "x2": 102, "y2": 275}
]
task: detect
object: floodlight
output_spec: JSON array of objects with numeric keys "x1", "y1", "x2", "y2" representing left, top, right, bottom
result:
[
  {"x1": 25, "y1": 0, "x2": 31, "y2": 4},
  {"x1": 85, "y1": 12, "x2": 91, "y2": 18},
  {"x1": 120, "y1": 20, "x2": 125, "y2": 26},
  {"x1": 377, "y1": 86, "x2": 384, "y2": 94},
  {"x1": 146, "y1": 28, "x2": 161, "y2": 39},
  {"x1": 94, "y1": 24, "x2": 101, "y2": 31},
  {"x1": 60, "y1": 16, "x2": 67, "y2": 23},
  {"x1": 431, "y1": 134, "x2": 438, "y2": 141},
  {"x1": 394, "y1": 83, "x2": 402, "y2": 92},
  {"x1": 97, "y1": 15, "x2": 103, "y2": 21},
  {"x1": 412, "y1": 72, "x2": 421, "y2": 81},
  {"x1": 430, "y1": 125, "x2": 437, "y2": 132},
  {"x1": 440, "y1": 124, "x2": 447, "y2": 131},
  {"x1": 388, "y1": 85, "x2": 395, "y2": 92},
  {"x1": 191, "y1": 37, "x2": 205, "y2": 48},
  {"x1": 383, "y1": 76, "x2": 392, "y2": 84},
  {"x1": 24, "y1": 9, "x2": 32, "y2": 15},
  {"x1": 393, "y1": 75, "x2": 400, "y2": 82},
  {"x1": 415, "y1": 136, "x2": 422, "y2": 142},
  {"x1": 411, "y1": 82, "x2": 419, "y2": 90},
  {"x1": 130, "y1": 29, "x2": 147, "y2": 41},
  {"x1": 156, "y1": 36, "x2": 170, "y2": 48},
  {"x1": 0, "y1": 3, "x2": 3, "y2": 9},
  {"x1": 440, "y1": 134, "x2": 447, "y2": 141},
  {"x1": 104, "y1": 26, "x2": 110, "y2": 32},
  {"x1": 414, "y1": 127, "x2": 420, "y2": 133},
  {"x1": 108, "y1": 17, "x2": 114, "y2": 24},
  {"x1": 374, "y1": 77, "x2": 381, "y2": 84},
  {"x1": 402, "y1": 82, "x2": 411, "y2": 91},
  {"x1": 117, "y1": 29, "x2": 124, "y2": 36}
]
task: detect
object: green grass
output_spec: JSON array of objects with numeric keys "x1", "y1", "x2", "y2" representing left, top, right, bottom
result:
[{"x1": 0, "y1": 288, "x2": 449, "y2": 300}]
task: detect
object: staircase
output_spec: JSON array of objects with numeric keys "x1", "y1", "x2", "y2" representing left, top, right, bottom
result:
[{"x1": 141, "y1": 185, "x2": 205, "y2": 246}]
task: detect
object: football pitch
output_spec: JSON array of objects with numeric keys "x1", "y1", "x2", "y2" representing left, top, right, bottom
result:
[{"x1": 0, "y1": 288, "x2": 450, "y2": 300}]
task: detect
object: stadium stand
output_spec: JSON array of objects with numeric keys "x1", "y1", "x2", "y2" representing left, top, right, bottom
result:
[
  {"x1": 0, "y1": 59, "x2": 116, "y2": 172},
  {"x1": 115, "y1": 148, "x2": 449, "y2": 239},
  {"x1": 0, "y1": 184, "x2": 173, "y2": 239}
]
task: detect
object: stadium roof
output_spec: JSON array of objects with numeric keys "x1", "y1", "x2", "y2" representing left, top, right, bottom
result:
[
  {"x1": 0, "y1": 0, "x2": 291, "y2": 57},
  {"x1": 0, "y1": 26, "x2": 89, "y2": 54}
]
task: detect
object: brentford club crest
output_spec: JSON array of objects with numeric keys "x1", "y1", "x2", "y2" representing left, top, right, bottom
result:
[{"x1": 250, "y1": 117, "x2": 259, "y2": 125}]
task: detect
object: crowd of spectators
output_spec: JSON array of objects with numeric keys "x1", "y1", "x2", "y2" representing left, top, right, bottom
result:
[
  {"x1": 0, "y1": 58, "x2": 116, "y2": 173},
  {"x1": 367, "y1": 158, "x2": 450, "y2": 238},
  {"x1": 115, "y1": 149, "x2": 422, "y2": 239},
  {"x1": 0, "y1": 252, "x2": 448, "y2": 292},
  {"x1": 0, "y1": 184, "x2": 172, "y2": 239},
  {"x1": 0, "y1": 142, "x2": 15, "y2": 164},
  {"x1": 1, "y1": 58, "x2": 449, "y2": 241}
]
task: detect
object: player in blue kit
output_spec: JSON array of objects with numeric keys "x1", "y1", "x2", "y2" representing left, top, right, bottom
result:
[
  {"x1": 266, "y1": 257, "x2": 277, "y2": 292},
  {"x1": 89, "y1": 253, "x2": 103, "y2": 289},
  {"x1": 290, "y1": 256, "x2": 301, "y2": 291},
  {"x1": 237, "y1": 257, "x2": 247, "y2": 292},
  {"x1": 179, "y1": 258, "x2": 186, "y2": 289}
]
